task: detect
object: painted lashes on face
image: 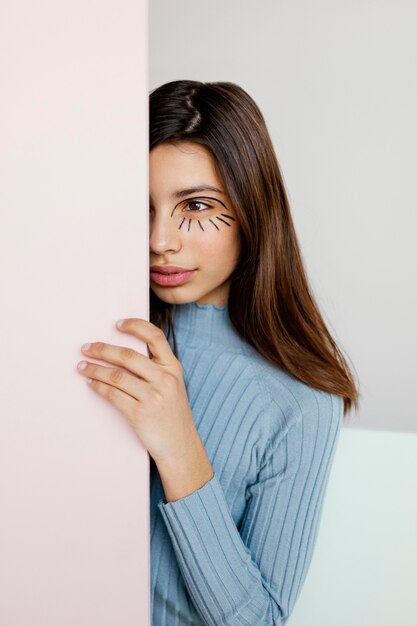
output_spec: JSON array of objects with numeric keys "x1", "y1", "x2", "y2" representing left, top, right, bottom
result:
[{"x1": 170, "y1": 196, "x2": 237, "y2": 232}]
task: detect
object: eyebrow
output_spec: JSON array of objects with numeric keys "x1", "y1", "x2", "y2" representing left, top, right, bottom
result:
[{"x1": 171, "y1": 185, "x2": 225, "y2": 199}]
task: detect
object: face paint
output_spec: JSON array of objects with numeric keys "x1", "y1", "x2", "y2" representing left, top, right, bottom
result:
[{"x1": 170, "y1": 197, "x2": 237, "y2": 233}]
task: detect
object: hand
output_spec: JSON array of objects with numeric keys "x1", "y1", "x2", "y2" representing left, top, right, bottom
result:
[{"x1": 76, "y1": 318, "x2": 199, "y2": 466}]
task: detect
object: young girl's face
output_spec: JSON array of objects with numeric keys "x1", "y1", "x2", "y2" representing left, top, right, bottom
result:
[{"x1": 149, "y1": 141, "x2": 241, "y2": 307}]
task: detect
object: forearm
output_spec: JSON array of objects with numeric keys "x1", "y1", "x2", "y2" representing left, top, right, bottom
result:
[
  {"x1": 156, "y1": 469, "x2": 285, "y2": 625},
  {"x1": 156, "y1": 430, "x2": 214, "y2": 503}
]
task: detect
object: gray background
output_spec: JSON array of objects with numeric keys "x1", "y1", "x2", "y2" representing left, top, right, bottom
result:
[{"x1": 150, "y1": 0, "x2": 417, "y2": 433}]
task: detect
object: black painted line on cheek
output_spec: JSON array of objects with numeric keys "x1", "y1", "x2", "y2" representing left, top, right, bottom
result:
[
  {"x1": 188, "y1": 219, "x2": 191, "y2": 231},
  {"x1": 209, "y1": 219, "x2": 220, "y2": 231},
  {"x1": 178, "y1": 217, "x2": 185, "y2": 230},
  {"x1": 220, "y1": 213, "x2": 236, "y2": 222},
  {"x1": 216, "y1": 216, "x2": 232, "y2": 227},
  {"x1": 198, "y1": 220, "x2": 205, "y2": 231}
]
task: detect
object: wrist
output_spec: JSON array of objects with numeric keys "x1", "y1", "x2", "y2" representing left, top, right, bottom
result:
[{"x1": 156, "y1": 433, "x2": 214, "y2": 502}]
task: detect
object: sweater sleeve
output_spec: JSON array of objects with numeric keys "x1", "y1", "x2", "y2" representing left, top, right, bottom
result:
[{"x1": 157, "y1": 392, "x2": 343, "y2": 626}]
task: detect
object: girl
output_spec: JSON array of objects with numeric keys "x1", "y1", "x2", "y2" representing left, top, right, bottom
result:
[{"x1": 77, "y1": 80, "x2": 359, "y2": 625}]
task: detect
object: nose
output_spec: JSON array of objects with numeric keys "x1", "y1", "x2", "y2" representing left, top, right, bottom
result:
[{"x1": 149, "y1": 210, "x2": 182, "y2": 256}]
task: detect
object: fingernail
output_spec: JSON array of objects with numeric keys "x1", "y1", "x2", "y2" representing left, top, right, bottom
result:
[
  {"x1": 81, "y1": 343, "x2": 91, "y2": 351},
  {"x1": 116, "y1": 320, "x2": 125, "y2": 328}
]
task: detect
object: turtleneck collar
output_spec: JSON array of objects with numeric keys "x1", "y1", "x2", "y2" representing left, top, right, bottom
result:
[{"x1": 168, "y1": 301, "x2": 245, "y2": 349}]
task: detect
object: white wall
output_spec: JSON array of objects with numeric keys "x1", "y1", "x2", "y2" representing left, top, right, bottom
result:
[
  {"x1": 289, "y1": 428, "x2": 417, "y2": 626},
  {"x1": 0, "y1": 1, "x2": 150, "y2": 624},
  {"x1": 149, "y1": 0, "x2": 417, "y2": 434}
]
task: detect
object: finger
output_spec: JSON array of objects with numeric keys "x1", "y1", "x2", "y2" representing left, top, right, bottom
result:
[
  {"x1": 81, "y1": 341, "x2": 158, "y2": 382},
  {"x1": 87, "y1": 378, "x2": 138, "y2": 429},
  {"x1": 78, "y1": 361, "x2": 147, "y2": 401},
  {"x1": 116, "y1": 318, "x2": 177, "y2": 367}
]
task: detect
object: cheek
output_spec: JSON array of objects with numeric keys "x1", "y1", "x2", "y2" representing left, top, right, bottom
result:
[{"x1": 195, "y1": 226, "x2": 241, "y2": 272}]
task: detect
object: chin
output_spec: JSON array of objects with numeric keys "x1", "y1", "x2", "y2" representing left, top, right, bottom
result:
[{"x1": 150, "y1": 286, "x2": 197, "y2": 305}]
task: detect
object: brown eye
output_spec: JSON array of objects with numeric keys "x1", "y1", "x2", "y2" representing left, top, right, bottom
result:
[{"x1": 185, "y1": 200, "x2": 211, "y2": 212}]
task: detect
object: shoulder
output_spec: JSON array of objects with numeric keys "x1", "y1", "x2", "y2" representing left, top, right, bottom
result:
[
  {"x1": 184, "y1": 338, "x2": 343, "y2": 457},
  {"x1": 241, "y1": 345, "x2": 344, "y2": 451},
  {"x1": 213, "y1": 341, "x2": 343, "y2": 428}
]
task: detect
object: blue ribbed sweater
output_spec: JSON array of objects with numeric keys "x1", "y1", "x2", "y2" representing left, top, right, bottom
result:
[{"x1": 150, "y1": 301, "x2": 343, "y2": 626}]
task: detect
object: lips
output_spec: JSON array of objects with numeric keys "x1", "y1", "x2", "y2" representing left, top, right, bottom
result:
[{"x1": 150, "y1": 266, "x2": 196, "y2": 287}]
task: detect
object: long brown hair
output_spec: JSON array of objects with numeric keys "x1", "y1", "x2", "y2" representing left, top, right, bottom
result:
[{"x1": 150, "y1": 80, "x2": 360, "y2": 418}]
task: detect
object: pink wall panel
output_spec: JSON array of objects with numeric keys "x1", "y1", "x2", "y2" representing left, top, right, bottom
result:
[{"x1": 0, "y1": 1, "x2": 149, "y2": 624}]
